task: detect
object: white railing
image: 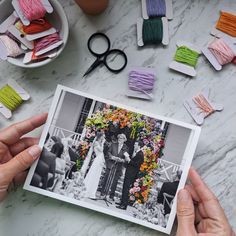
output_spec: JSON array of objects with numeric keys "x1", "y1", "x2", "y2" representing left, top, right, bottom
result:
[
  {"x1": 154, "y1": 159, "x2": 181, "y2": 182},
  {"x1": 49, "y1": 125, "x2": 81, "y2": 146}
]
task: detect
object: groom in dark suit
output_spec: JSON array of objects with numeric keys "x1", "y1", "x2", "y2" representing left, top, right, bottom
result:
[
  {"x1": 116, "y1": 140, "x2": 144, "y2": 210},
  {"x1": 100, "y1": 133, "x2": 129, "y2": 200}
]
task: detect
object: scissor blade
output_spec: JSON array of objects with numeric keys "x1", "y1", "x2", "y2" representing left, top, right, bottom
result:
[{"x1": 83, "y1": 59, "x2": 103, "y2": 77}]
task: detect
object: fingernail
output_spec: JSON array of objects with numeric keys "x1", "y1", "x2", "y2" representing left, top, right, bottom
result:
[
  {"x1": 28, "y1": 145, "x2": 41, "y2": 159},
  {"x1": 178, "y1": 189, "x2": 190, "y2": 203}
]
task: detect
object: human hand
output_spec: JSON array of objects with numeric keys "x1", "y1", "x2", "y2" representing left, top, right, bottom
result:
[
  {"x1": 115, "y1": 157, "x2": 120, "y2": 162},
  {"x1": 0, "y1": 113, "x2": 47, "y2": 201},
  {"x1": 113, "y1": 156, "x2": 123, "y2": 163},
  {"x1": 110, "y1": 155, "x2": 117, "y2": 161},
  {"x1": 124, "y1": 152, "x2": 129, "y2": 158},
  {"x1": 176, "y1": 168, "x2": 235, "y2": 236},
  {"x1": 125, "y1": 155, "x2": 131, "y2": 162}
]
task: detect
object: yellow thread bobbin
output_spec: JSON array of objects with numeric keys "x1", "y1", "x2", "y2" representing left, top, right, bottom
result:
[
  {"x1": 0, "y1": 80, "x2": 30, "y2": 119},
  {"x1": 0, "y1": 85, "x2": 23, "y2": 111}
]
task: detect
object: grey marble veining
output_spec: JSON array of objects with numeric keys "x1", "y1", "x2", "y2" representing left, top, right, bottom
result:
[{"x1": 0, "y1": 0, "x2": 236, "y2": 235}]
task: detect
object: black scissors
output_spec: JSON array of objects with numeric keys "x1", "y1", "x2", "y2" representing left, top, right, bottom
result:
[{"x1": 83, "y1": 33, "x2": 128, "y2": 77}]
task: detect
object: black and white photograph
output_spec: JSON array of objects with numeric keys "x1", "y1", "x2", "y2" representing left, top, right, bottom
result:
[{"x1": 24, "y1": 85, "x2": 201, "y2": 234}]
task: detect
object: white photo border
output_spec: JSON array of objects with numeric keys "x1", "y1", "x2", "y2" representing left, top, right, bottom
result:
[{"x1": 24, "y1": 85, "x2": 201, "y2": 235}]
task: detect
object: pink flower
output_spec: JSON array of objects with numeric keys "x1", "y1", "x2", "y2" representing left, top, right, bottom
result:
[
  {"x1": 134, "y1": 187, "x2": 140, "y2": 192},
  {"x1": 129, "y1": 188, "x2": 134, "y2": 194},
  {"x1": 129, "y1": 196, "x2": 135, "y2": 201},
  {"x1": 134, "y1": 182, "x2": 139, "y2": 187},
  {"x1": 86, "y1": 133, "x2": 91, "y2": 139}
]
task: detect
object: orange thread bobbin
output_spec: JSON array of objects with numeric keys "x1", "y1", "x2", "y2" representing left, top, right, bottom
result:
[
  {"x1": 216, "y1": 11, "x2": 236, "y2": 37},
  {"x1": 22, "y1": 19, "x2": 52, "y2": 34}
]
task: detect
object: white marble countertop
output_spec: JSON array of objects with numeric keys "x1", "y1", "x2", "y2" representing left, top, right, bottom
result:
[{"x1": 0, "y1": 0, "x2": 236, "y2": 235}]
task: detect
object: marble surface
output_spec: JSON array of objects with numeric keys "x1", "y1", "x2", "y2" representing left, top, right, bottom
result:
[{"x1": 0, "y1": 0, "x2": 236, "y2": 235}]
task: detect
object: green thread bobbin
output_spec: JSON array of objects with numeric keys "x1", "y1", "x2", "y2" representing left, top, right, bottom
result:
[
  {"x1": 174, "y1": 46, "x2": 200, "y2": 67},
  {"x1": 142, "y1": 18, "x2": 163, "y2": 45},
  {"x1": 0, "y1": 85, "x2": 23, "y2": 111}
]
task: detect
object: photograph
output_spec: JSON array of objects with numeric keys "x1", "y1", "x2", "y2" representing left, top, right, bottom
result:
[{"x1": 24, "y1": 85, "x2": 201, "y2": 234}]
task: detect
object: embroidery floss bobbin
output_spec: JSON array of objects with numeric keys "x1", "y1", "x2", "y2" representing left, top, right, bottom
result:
[
  {"x1": 22, "y1": 19, "x2": 52, "y2": 34},
  {"x1": 174, "y1": 46, "x2": 200, "y2": 68},
  {"x1": 0, "y1": 35, "x2": 23, "y2": 60},
  {"x1": 183, "y1": 89, "x2": 223, "y2": 125},
  {"x1": 15, "y1": 20, "x2": 57, "y2": 42},
  {"x1": 127, "y1": 68, "x2": 155, "y2": 100},
  {"x1": 202, "y1": 37, "x2": 236, "y2": 71},
  {"x1": 141, "y1": 0, "x2": 173, "y2": 20},
  {"x1": 193, "y1": 94, "x2": 215, "y2": 117},
  {"x1": 169, "y1": 42, "x2": 201, "y2": 77},
  {"x1": 216, "y1": 11, "x2": 236, "y2": 37},
  {"x1": 34, "y1": 32, "x2": 63, "y2": 56},
  {"x1": 211, "y1": 11, "x2": 236, "y2": 45},
  {"x1": 146, "y1": 0, "x2": 166, "y2": 18},
  {"x1": 18, "y1": 0, "x2": 47, "y2": 22},
  {"x1": 0, "y1": 80, "x2": 30, "y2": 119},
  {"x1": 0, "y1": 85, "x2": 23, "y2": 111},
  {"x1": 142, "y1": 18, "x2": 163, "y2": 45},
  {"x1": 137, "y1": 17, "x2": 169, "y2": 46},
  {"x1": 208, "y1": 38, "x2": 235, "y2": 65}
]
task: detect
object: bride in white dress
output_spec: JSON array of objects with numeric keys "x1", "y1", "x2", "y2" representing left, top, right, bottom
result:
[{"x1": 84, "y1": 132, "x2": 106, "y2": 199}]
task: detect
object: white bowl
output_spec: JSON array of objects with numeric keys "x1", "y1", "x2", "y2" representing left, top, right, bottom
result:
[{"x1": 0, "y1": 0, "x2": 69, "y2": 68}]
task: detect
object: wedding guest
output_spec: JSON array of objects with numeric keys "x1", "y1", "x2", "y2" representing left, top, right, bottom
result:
[
  {"x1": 157, "y1": 171, "x2": 181, "y2": 215},
  {"x1": 84, "y1": 132, "x2": 106, "y2": 199},
  {"x1": 31, "y1": 148, "x2": 57, "y2": 189},
  {"x1": 51, "y1": 136, "x2": 64, "y2": 159},
  {"x1": 116, "y1": 140, "x2": 144, "y2": 210},
  {"x1": 100, "y1": 133, "x2": 129, "y2": 201}
]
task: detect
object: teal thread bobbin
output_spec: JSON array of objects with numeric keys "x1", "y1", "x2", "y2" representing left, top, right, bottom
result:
[{"x1": 142, "y1": 18, "x2": 163, "y2": 45}]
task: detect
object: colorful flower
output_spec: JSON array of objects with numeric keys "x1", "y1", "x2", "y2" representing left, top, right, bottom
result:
[{"x1": 84, "y1": 104, "x2": 167, "y2": 205}]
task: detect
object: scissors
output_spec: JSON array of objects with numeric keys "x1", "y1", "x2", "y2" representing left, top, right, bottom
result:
[{"x1": 83, "y1": 33, "x2": 128, "y2": 77}]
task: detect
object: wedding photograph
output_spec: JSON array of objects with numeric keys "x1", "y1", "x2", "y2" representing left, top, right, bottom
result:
[{"x1": 24, "y1": 85, "x2": 201, "y2": 234}]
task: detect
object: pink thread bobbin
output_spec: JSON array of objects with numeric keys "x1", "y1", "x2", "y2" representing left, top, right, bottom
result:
[
  {"x1": 184, "y1": 89, "x2": 223, "y2": 125},
  {"x1": 34, "y1": 32, "x2": 61, "y2": 53},
  {"x1": 18, "y1": 0, "x2": 46, "y2": 22},
  {"x1": 208, "y1": 38, "x2": 235, "y2": 65},
  {"x1": 0, "y1": 35, "x2": 23, "y2": 60},
  {"x1": 193, "y1": 94, "x2": 215, "y2": 117}
]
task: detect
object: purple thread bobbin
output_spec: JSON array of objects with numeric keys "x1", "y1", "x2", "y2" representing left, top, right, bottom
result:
[{"x1": 146, "y1": 0, "x2": 166, "y2": 18}]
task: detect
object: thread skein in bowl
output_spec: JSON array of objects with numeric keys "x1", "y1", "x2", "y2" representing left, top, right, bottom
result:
[{"x1": 0, "y1": 0, "x2": 69, "y2": 68}]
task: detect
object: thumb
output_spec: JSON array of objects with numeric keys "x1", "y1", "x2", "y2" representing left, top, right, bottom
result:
[
  {"x1": 176, "y1": 189, "x2": 196, "y2": 236},
  {"x1": 5, "y1": 145, "x2": 41, "y2": 178}
]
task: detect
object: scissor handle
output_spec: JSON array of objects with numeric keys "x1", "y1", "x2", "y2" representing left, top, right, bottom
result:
[
  {"x1": 104, "y1": 49, "x2": 128, "y2": 73},
  {"x1": 87, "y1": 33, "x2": 111, "y2": 57}
]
